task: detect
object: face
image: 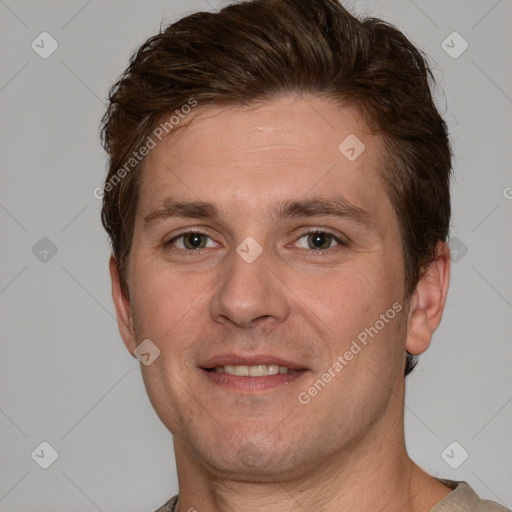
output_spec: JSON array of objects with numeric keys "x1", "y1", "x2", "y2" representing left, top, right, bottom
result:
[{"x1": 115, "y1": 95, "x2": 412, "y2": 480}]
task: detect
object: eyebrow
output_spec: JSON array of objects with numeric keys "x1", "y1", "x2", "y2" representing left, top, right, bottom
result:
[{"x1": 143, "y1": 195, "x2": 374, "y2": 230}]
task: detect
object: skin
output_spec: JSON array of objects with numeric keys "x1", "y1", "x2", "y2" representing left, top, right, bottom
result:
[{"x1": 110, "y1": 95, "x2": 452, "y2": 511}]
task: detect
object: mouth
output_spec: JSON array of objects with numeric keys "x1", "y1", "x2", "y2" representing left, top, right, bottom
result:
[
  {"x1": 206, "y1": 364, "x2": 299, "y2": 376},
  {"x1": 200, "y1": 355, "x2": 309, "y2": 392}
]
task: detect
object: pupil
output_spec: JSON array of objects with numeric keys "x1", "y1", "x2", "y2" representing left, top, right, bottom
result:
[
  {"x1": 310, "y1": 232, "x2": 329, "y2": 250},
  {"x1": 186, "y1": 233, "x2": 204, "y2": 249}
]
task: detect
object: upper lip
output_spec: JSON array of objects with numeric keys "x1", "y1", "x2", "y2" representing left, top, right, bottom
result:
[{"x1": 200, "y1": 354, "x2": 307, "y2": 371}]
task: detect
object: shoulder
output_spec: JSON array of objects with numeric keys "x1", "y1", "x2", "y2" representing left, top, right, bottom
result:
[
  {"x1": 153, "y1": 495, "x2": 178, "y2": 512},
  {"x1": 431, "y1": 480, "x2": 510, "y2": 512}
]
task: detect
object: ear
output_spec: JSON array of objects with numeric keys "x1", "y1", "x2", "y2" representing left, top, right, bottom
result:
[
  {"x1": 110, "y1": 255, "x2": 137, "y2": 358},
  {"x1": 405, "y1": 241, "x2": 451, "y2": 355}
]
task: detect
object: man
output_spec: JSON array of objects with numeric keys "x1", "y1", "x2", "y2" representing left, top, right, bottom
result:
[{"x1": 100, "y1": 0, "x2": 509, "y2": 510}]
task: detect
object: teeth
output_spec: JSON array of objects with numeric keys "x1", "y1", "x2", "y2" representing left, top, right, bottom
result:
[
  {"x1": 235, "y1": 365, "x2": 249, "y2": 376},
  {"x1": 267, "y1": 364, "x2": 280, "y2": 375},
  {"x1": 249, "y1": 364, "x2": 266, "y2": 377},
  {"x1": 213, "y1": 364, "x2": 298, "y2": 376}
]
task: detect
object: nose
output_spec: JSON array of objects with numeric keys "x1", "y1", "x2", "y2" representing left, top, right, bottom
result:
[{"x1": 209, "y1": 244, "x2": 291, "y2": 329}]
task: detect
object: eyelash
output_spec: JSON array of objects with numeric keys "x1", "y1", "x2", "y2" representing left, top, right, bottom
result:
[{"x1": 164, "y1": 228, "x2": 347, "y2": 257}]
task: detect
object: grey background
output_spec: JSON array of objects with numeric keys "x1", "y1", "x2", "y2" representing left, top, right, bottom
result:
[{"x1": 1, "y1": 0, "x2": 511, "y2": 510}]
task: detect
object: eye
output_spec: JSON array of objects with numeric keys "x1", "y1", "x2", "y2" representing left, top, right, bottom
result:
[
  {"x1": 166, "y1": 231, "x2": 218, "y2": 251},
  {"x1": 295, "y1": 230, "x2": 344, "y2": 251}
]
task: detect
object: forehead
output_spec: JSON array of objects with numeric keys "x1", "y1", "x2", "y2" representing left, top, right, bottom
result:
[{"x1": 137, "y1": 95, "x2": 392, "y2": 226}]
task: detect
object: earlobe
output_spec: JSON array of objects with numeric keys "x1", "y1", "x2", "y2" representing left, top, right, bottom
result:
[
  {"x1": 405, "y1": 241, "x2": 451, "y2": 356},
  {"x1": 109, "y1": 255, "x2": 137, "y2": 357}
]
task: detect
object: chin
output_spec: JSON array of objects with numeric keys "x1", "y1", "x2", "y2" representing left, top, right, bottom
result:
[{"x1": 190, "y1": 429, "x2": 307, "y2": 480}]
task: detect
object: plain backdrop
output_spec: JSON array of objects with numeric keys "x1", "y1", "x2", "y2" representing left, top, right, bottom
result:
[{"x1": 1, "y1": 0, "x2": 511, "y2": 510}]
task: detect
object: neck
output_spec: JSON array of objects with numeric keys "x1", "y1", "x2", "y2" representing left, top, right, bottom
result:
[{"x1": 172, "y1": 387, "x2": 451, "y2": 512}]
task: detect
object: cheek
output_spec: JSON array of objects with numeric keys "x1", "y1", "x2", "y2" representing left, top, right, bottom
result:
[
  {"x1": 302, "y1": 262, "x2": 398, "y2": 340},
  {"x1": 297, "y1": 263, "x2": 406, "y2": 390},
  {"x1": 129, "y1": 257, "x2": 207, "y2": 342}
]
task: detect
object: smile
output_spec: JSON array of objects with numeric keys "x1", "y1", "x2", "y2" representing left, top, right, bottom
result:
[{"x1": 212, "y1": 364, "x2": 299, "y2": 376}]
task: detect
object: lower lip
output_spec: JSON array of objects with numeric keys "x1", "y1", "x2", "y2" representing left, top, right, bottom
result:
[{"x1": 200, "y1": 369, "x2": 307, "y2": 392}]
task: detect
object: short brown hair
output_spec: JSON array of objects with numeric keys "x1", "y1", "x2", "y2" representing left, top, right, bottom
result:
[{"x1": 100, "y1": 0, "x2": 452, "y2": 376}]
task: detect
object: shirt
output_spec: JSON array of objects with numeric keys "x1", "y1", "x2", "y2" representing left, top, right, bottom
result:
[
  {"x1": 154, "y1": 479, "x2": 510, "y2": 511},
  {"x1": 431, "y1": 479, "x2": 510, "y2": 511}
]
